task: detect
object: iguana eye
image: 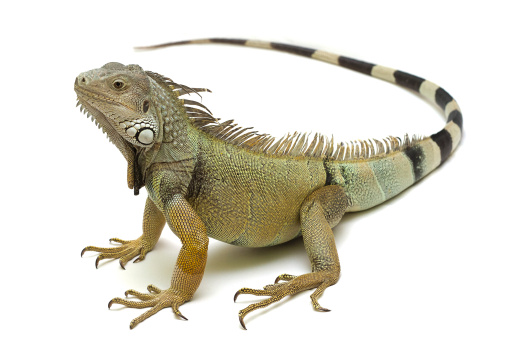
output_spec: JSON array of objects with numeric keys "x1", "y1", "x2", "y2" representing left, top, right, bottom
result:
[
  {"x1": 113, "y1": 80, "x2": 125, "y2": 89},
  {"x1": 143, "y1": 100, "x2": 150, "y2": 113}
]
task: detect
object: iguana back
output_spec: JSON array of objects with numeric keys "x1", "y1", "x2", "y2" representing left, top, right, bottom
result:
[{"x1": 141, "y1": 38, "x2": 462, "y2": 241}]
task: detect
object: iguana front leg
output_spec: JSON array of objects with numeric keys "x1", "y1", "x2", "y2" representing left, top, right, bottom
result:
[
  {"x1": 108, "y1": 194, "x2": 209, "y2": 329},
  {"x1": 235, "y1": 185, "x2": 348, "y2": 329},
  {"x1": 81, "y1": 197, "x2": 165, "y2": 268}
]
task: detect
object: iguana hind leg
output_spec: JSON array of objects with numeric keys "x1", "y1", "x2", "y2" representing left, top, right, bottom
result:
[
  {"x1": 81, "y1": 197, "x2": 165, "y2": 268},
  {"x1": 235, "y1": 185, "x2": 348, "y2": 329}
]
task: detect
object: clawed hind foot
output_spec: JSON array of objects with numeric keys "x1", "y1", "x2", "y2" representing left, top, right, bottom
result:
[{"x1": 234, "y1": 270, "x2": 339, "y2": 329}]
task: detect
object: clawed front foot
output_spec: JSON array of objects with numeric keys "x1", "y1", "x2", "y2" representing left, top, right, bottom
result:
[
  {"x1": 81, "y1": 236, "x2": 155, "y2": 269},
  {"x1": 234, "y1": 270, "x2": 339, "y2": 329},
  {"x1": 109, "y1": 285, "x2": 188, "y2": 329}
]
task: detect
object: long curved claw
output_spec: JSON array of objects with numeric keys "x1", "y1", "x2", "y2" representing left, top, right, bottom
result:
[
  {"x1": 172, "y1": 305, "x2": 188, "y2": 321},
  {"x1": 315, "y1": 305, "x2": 331, "y2": 312},
  {"x1": 239, "y1": 316, "x2": 247, "y2": 330}
]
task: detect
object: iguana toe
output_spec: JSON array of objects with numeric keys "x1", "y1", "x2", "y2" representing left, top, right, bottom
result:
[
  {"x1": 81, "y1": 236, "x2": 155, "y2": 268},
  {"x1": 108, "y1": 285, "x2": 188, "y2": 329}
]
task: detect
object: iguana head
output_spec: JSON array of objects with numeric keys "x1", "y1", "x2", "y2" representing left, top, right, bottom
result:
[
  {"x1": 75, "y1": 62, "x2": 167, "y2": 193},
  {"x1": 74, "y1": 62, "x2": 159, "y2": 148},
  {"x1": 75, "y1": 62, "x2": 215, "y2": 192}
]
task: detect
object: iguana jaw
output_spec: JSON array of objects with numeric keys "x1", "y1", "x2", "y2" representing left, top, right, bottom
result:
[
  {"x1": 75, "y1": 87, "x2": 135, "y2": 155},
  {"x1": 75, "y1": 90, "x2": 138, "y2": 189}
]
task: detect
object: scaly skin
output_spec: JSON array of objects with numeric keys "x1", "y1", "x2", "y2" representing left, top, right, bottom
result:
[
  {"x1": 75, "y1": 38, "x2": 462, "y2": 329},
  {"x1": 81, "y1": 197, "x2": 165, "y2": 269}
]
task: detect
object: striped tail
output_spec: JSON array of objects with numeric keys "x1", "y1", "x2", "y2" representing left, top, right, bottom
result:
[{"x1": 136, "y1": 38, "x2": 463, "y2": 165}]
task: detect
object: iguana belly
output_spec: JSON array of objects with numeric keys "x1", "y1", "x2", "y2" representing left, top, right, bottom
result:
[{"x1": 187, "y1": 149, "x2": 326, "y2": 247}]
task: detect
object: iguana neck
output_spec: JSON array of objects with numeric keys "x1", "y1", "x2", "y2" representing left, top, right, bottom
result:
[{"x1": 135, "y1": 80, "x2": 196, "y2": 194}]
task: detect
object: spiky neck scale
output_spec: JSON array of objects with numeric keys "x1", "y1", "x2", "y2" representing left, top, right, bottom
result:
[
  {"x1": 137, "y1": 77, "x2": 197, "y2": 182},
  {"x1": 149, "y1": 75, "x2": 194, "y2": 155}
]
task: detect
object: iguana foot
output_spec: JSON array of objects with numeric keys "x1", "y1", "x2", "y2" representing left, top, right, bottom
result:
[
  {"x1": 81, "y1": 236, "x2": 154, "y2": 269},
  {"x1": 234, "y1": 270, "x2": 339, "y2": 329},
  {"x1": 108, "y1": 285, "x2": 188, "y2": 329}
]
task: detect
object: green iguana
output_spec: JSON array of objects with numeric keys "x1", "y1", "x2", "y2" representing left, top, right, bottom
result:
[{"x1": 76, "y1": 38, "x2": 462, "y2": 330}]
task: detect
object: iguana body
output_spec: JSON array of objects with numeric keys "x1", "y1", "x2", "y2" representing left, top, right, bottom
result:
[{"x1": 76, "y1": 38, "x2": 462, "y2": 329}]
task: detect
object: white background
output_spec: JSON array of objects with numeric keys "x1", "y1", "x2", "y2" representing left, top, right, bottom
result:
[{"x1": 2, "y1": 1, "x2": 506, "y2": 337}]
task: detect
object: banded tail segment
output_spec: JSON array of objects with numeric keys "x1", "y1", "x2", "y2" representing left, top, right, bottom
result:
[{"x1": 136, "y1": 38, "x2": 462, "y2": 166}]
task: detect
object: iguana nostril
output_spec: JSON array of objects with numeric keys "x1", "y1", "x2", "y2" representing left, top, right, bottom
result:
[{"x1": 76, "y1": 75, "x2": 87, "y2": 85}]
